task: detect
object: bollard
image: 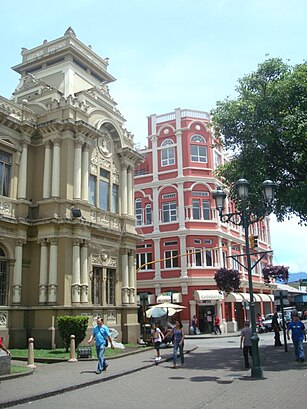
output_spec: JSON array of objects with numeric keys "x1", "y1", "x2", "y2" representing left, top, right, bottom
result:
[
  {"x1": 68, "y1": 335, "x2": 77, "y2": 362},
  {"x1": 27, "y1": 338, "x2": 36, "y2": 369}
]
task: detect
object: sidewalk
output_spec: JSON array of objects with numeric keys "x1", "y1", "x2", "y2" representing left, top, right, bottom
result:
[{"x1": 0, "y1": 336, "x2": 305, "y2": 409}]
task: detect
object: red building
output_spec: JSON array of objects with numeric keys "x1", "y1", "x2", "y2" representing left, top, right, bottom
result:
[{"x1": 134, "y1": 108, "x2": 275, "y2": 334}]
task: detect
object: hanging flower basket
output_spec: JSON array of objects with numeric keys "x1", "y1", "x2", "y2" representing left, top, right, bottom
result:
[
  {"x1": 214, "y1": 268, "x2": 241, "y2": 294},
  {"x1": 262, "y1": 265, "x2": 289, "y2": 284}
]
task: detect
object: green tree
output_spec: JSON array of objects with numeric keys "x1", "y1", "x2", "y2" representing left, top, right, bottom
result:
[
  {"x1": 57, "y1": 316, "x2": 89, "y2": 351},
  {"x1": 211, "y1": 58, "x2": 307, "y2": 223}
]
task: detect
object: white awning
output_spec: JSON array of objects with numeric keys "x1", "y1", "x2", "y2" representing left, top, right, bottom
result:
[
  {"x1": 194, "y1": 290, "x2": 224, "y2": 301},
  {"x1": 225, "y1": 293, "x2": 243, "y2": 302},
  {"x1": 258, "y1": 293, "x2": 273, "y2": 302},
  {"x1": 253, "y1": 293, "x2": 262, "y2": 302},
  {"x1": 240, "y1": 293, "x2": 251, "y2": 302}
]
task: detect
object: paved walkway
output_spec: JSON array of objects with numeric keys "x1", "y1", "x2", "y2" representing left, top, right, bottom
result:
[{"x1": 0, "y1": 333, "x2": 305, "y2": 408}]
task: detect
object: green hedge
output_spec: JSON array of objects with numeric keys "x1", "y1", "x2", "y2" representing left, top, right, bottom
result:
[{"x1": 57, "y1": 316, "x2": 89, "y2": 351}]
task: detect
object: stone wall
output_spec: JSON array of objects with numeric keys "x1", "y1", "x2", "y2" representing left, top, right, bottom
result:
[{"x1": 0, "y1": 352, "x2": 11, "y2": 376}]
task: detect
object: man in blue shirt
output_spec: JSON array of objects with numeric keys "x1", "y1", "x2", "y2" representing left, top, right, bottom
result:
[
  {"x1": 88, "y1": 317, "x2": 114, "y2": 374},
  {"x1": 287, "y1": 311, "x2": 306, "y2": 362}
]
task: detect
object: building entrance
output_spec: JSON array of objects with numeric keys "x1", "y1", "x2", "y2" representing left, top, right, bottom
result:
[{"x1": 198, "y1": 305, "x2": 215, "y2": 334}]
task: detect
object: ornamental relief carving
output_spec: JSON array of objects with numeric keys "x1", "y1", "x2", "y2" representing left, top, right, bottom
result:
[{"x1": 0, "y1": 312, "x2": 8, "y2": 327}]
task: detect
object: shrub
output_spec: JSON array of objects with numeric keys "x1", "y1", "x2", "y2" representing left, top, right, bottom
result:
[
  {"x1": 57, "y1": 316, "x2": 89, "y2": 351},
  {"x1": 214, "y1": 268, "x2": 241, "y2": 294}
]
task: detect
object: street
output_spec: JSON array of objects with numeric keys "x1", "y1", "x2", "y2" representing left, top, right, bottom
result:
[{"x1": 10, "y1": 333, "x2": 307, "y2": 409}]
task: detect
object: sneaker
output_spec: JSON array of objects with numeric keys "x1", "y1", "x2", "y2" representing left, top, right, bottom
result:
[
  {"x1": 102, "y1": 363, "x2": 109, "y2": 371},
  {"x1": 96, "y1": 370, "x2": 101, "y2": 374},
  {"x1": 299, "y1": 358, "x2": 305, "y2": 362},
  {"x1": 158, "y1": 357, "x2": 162, "y2": 361}
]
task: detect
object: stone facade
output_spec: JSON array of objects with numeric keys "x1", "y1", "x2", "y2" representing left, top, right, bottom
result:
[{"x1": 0, "y1": 28, "x2": 143, "y2": 348}]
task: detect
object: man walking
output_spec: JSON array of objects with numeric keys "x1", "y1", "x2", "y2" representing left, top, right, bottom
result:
[
  {"x1": 88, "y1": 317, "x2": 114, "y2": 374},
  {"x1": 287, "y1": 311, "x2": 306, "y2": 362},
  {"x1": 240, "y1": 320, "x2": 252, "y2": 368},
  {"x1": 272, "y1": 311, "x2": 282, "y2": 346}
]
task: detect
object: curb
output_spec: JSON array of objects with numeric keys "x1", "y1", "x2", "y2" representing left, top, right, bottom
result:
[{"x1": 0, "y1": 347, "x2": 197, "y2": 409}]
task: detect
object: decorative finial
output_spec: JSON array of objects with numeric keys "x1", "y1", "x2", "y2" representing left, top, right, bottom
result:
[{"x1": 64, "y1": 27, "x2": 76, "y2": 37}]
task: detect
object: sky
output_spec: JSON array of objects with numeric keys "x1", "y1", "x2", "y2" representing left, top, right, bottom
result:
[{"x1": 0, "y1": 0, "x2": 306, "y2": 273}]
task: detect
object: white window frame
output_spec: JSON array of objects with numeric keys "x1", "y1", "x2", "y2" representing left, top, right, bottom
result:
[
  {"x1": 161, "y1": 139, "x2": 175, "y2": 167},
  {"x1": 164, "y1": 250, "x2": 179, "y2": 269},
  {"x1": 162, "y1": 201, "x2": 177, "y2": 223}
]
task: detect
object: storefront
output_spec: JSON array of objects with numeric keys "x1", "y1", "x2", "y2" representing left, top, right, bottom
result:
[{"x1": 194, "y1": 290, "x2": 223, "y2": 334}]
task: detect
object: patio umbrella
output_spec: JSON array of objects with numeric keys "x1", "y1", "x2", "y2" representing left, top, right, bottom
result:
[
  {"x1": 146, "y1": 307, "x2": 168, "y2": 318},
  {"x1": 150, "y1": 302, "x2": 187, "y2": 311},
  {"x1": 146, "y1": 306, "x2": 182, "y2": 318}
]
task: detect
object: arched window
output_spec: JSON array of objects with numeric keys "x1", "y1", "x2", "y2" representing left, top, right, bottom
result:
[
  {"x1": 145, "y1": 204, "x2": 152, "y2": 225},
  {"x1": 161, "y1": 139, "x2": 175, "y2": 166},
  {"x1": 135, "y1": 198, "x2": 143, "y2": 225},
  {"x1": 0, "y1": 247, "x2": 8, "y2": 305},
  {"x1": 190, "y1": 134, "x2": 207, "y2": 163}
]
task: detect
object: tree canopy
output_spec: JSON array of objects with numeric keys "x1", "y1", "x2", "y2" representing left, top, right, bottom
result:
[{"x1": 211, "y1": 58, "x2": 307, "y2": 224}]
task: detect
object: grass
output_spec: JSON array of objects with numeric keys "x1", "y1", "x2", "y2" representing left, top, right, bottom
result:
[
  {"x1": 10, "y1": 365, "x2": 30, "y2": 374},
  {"x1": 10, "y1": 343, "x2": 148, "y2": 361}
]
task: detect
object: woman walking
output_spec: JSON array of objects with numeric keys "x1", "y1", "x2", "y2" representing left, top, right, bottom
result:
[{"x1": 167, "y1": 320, "x2": 185, "y2": 368}]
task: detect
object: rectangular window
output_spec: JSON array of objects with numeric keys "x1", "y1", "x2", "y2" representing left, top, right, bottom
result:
[
  {"x1": 89, "y1": 175, "x2": 96, "y2": 205},
  {"x1": 106, "y1": 269, "x2": 115, "y2": 305},
  {"x1": 192, "y1": 199, "x2": 201, "y2": 219},
  {"x1": 162, "y1": 202, "x2": 177, "y2": 223},
  {"x1": 99, "y1": 180, "x2": 109, "y2": 210},
  {"x1": 205, "y1": 250, "x2": 213, "y2": 266},
  {"x1": 195, "y1": 248, "x2": 202, "y2": 266},
  {"x1": 0, "y1": 151, "x2": 11, "y2": 197},
  {"x1": 194, "y1": 239, "x2": 202, "y2": 244},
  {"x1": 112, "y1": 184, "x2": 119, "y2": 213},
  {"x1": 202, "y1": 200, "x2": 210, "y2": 220},
  {"x1": 191, "y1": 145, "x2": 207, "y2": 163},
  {"x1": 137, "y1": 252, "x2": 153, "y2": 270},
  {"x1": 0, "y1": 260, "x2": 8, "y2": 305},
  {"x1": 162, "y1": 193, "x2": 176, "y2": 199},
  {"x1": 99, "y1": 169, "x2": 110, "y2": 210},
  {"x1": 164, "y1": 250, "x2": 178, "y2": 268},
  {"x1": 91, "y1": 267, "x2": 103, "y2": 305},
  {"x1": 164, "y1": 241, "x2": 178, "y2": 246},
  {"x1": 161, "y1": 147, "x2": 175, "y2": 166}
]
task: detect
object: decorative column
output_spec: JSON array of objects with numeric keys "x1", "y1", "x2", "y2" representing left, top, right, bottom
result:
[
  {"x1": 12, "y1": 239, "x2": 25, "y2": 304},
  {"x1": 51, "y1": 139, "x2": 61, "y2": 197},
  {"x1": 48, "y1": 239, "x2": 58, "y2": 304},
  {"x1": 81, "y1": 144, "x2": 90, "y2": 201},
  {"x1": 151, "y1": 135, "x2": 158, "y2": 182},
  {"x1": 121, "y1": 163, "x2": 128, "y2": 215},
  {"x1": 217, "y1": 301, "x2": 224, "y2": 333},
  {"x1": 189, "y1": 300, "x2": 197, "y2": 328},
  {"x1": 175, "y1": 108, "x2": 183, "y2": 178},
  {"x1": 180, "y1": 236, "x2": 188, "y2": 278},
  {"x1": 178, "y1": 183, "x2": 185, "y2": 230},
  {"x1": 73, "y1": 139, "x2": 82, "y2": 200},
  {"x1": 38, "y1": 240, "x2": 48, "y2": 304},
  {"x1": 121, "y1": 249, "x2": 129, "y2": 304},
  {"x1": 153, "y1": 238, "x2": 161, "y2": 279},
  {"x1": 43, "y1": 141, "x2": 52, "y2": 199},
  {"x1": 127, "y1": 167, "x2": 133, "y2": 216},
  {"x1": 128, "y1": 251, "x2": 136, "y2": 304},
  {"x1": 80, "y1": 242, "x2": 88, "y2": 303},
  {"x1": 17, "y1": 141, "x2": 28, "y2": 199},
  {"x1": 72, "y1": 239, "x2": 81, "y2": 303},
  {"x1": 153, "y1": 187, "x2": 160, "y2": 233}
]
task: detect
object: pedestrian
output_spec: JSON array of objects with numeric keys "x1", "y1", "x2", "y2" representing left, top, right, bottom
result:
[
  {"x1": 214, "y1": 315, "x2": 222, "y2": 335},
  {"x1": 88, "y1": 317, "x2": 114, "y2": 374},
  {"x1": 272, "y1": 311, "x2": 282, "y2": 347},
  {"x1": 151, "y1": 323, "x2": 164, "y2": 363},
  {"x1": 192, "y1": 315, "x2": 198, "y2": 335},
  {"x1": 287, "y1": 311, "x2": 306, "y2": 362},
  {"x1": 0, "y1": 337, "x2": 10, "y2": 355},
  {"x1": 166, "y1": 320, "x2": 185, "y2": 368},
  {"x1": 240, "y1": 320, "x2": 252, "y2": 368}
]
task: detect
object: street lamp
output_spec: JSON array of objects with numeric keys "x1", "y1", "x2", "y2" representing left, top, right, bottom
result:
[{"x1": 213, "y1": 179, "x2": 276, "y2": 379}]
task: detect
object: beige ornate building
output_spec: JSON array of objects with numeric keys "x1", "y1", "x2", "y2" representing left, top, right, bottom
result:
[{"x1": 0, "y1": 28, "x2": 143, "y2": 347}]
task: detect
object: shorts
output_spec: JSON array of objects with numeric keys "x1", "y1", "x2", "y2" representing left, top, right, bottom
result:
[{"x1": 154, "y1": 341, "x2": 161, "y2": 351}]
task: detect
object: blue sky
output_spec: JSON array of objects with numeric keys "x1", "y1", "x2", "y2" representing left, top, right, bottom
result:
[{"x1": 0, "y1": 0, "x2": 306, "y2": 273}]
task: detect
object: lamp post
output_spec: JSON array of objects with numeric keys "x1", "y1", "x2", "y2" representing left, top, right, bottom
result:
[{"x1": 213, "y1": 178, "x2": 276, "y2": 379}]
